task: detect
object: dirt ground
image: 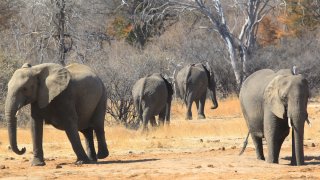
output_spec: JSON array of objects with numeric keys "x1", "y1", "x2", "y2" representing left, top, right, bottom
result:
[{"x1": 1, "y1": 98, "x2": 320, "y2": 179}]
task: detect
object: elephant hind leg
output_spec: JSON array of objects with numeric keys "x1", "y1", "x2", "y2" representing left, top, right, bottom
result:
[
  {"x1": 64, "y1": 121, "x2": 90, "y2": 164},
  {"x1": 150, "y1": 116, "x2": 158, "y2": 127},
  {"x1": 251, "y1": 135, "x2": 265, "y2": 161},
  {"x1": 91, "y1": 98, "x2": 109, "y2": 159},
  {"x1": 197, "y1": 95, "x2": 206, "y2": 119},
  {"x1": 158, "y1": 107, "x2": 166, "y2": 126},
  {"x1": 142, "y1": 107, "x2": 152, "y2": 132},
  {"x1": 80, "y1": 128, "x2": 97, "y2": 162},
  {"x1": 186, "y1": 94, "x2": 193, "y2": 120}
]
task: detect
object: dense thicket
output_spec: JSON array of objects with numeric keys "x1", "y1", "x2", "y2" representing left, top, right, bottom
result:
[{"x1": 0, "y1": 0, "x2": 319, "y2": 127}]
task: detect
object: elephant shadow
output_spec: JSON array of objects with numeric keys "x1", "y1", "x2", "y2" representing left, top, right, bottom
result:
[
  {"x1": 282, "y1": 156, "x2": 320, "y2": 165},
  {"x1": 96, "y1": 158, "x2": 160, "y2": 165}
]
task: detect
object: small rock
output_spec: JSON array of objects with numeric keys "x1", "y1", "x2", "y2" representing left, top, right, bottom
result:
[
  {"x1": 200, "y1": 139, "x2": 203, "y2": 143},
  {"x1": 207, "y1": 164, "x2": 215, "y2": 168},
  {"x1": 231, "y1": 146, "x2": 236, "y2": 149},
  {"x1": 219, "y1": 147, "x2": 225, "y2": 151},
  {"x1": 195, "y1": 165, "x2": 202, "y2": 168},
  {"x1": 210, "y1": 149, "x2": 215, "y2": 151},
  {"x1": 7, "y1": 146, "x2": 11, "y2": 150},
  {"x1": 311, "y1": 143, "x2": 316, "y2": 147},
  {"x1": 56, "y1": 165, "x2": 62, "y2": 169},
  {"x1": 0, "y1": 165, "x2": 5, "y2": 169},
  {"x1": 128, "y1": 151, "x2": 133, "y2": 154},
  {"x1": 5, "y1": 157, "x2": 15, "y2": 160}
]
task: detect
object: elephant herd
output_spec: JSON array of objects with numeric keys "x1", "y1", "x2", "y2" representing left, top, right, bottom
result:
[{"x1": 4, "y1": 62, "x2": 311, "y2": 166}]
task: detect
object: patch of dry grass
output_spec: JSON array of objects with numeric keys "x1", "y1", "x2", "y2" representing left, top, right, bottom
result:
[{"x1": 171, "y1": 95, "x2": 242, "y2": 119}]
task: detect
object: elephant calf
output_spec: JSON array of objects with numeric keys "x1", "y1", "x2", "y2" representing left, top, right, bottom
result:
[
  {"x1": 132, "y1": 73, "x2": 173, "y2": 131},
  {"x1": 239, "y1": 69, "x2": 309, "y2": 166},
  {"x1": 5, "y1": 63, "x2": 109, "y2": 166}
]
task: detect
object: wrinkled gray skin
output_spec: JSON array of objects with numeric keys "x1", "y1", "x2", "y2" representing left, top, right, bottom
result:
[
  {"x1": 239, "y1": 69, "x2": 309, "y2": 166},
  {"x1": 175, "y1": 63, "x2": 218, "y2": 120},
  {"x1": 132, "y1": 73, "x2": 173, "y2": 131},
  {"x1": 5, "y1": 63, "x2": 109, "y2": 166}
]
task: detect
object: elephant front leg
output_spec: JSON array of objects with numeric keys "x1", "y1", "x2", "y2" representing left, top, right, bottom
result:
[
  {"x1": 31, "y1": 118, "x2": 45, "y2": 166},
  {"x1": 65, "y1": 122, "x2": 90, "y2": 164},
  {"x1": 264, "y1": 113, "x2": 288, "y2": 164},
  {"x1": 31, "y1": 105, "x2": 45, "y2": 166}
]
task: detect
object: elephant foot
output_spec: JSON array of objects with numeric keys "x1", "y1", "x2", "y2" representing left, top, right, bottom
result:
[
  {"x1": 185, "y1": 116, "x2": 192, "y2": 120},
  {"x1": 290, "y1": 159, "x2": 304, "y2": 166},
  {"x1": 75, "y1": 158, "x2": 91, "y2": 165},
  {"x1": 97, "y1": 149, "x2": 109, "y2": 159},
  {"x1": 31, "y1": 158, "x2": 46, "y2": 166},
  {"x1": 198, "y1": 114, "x2": 206, "y2": 119},
  {"x1": 88, "y1": 155, "x2": 97, "y2": 162},
  {"x1": 267, "y1": 158, "x2": 279, "y2": 164}
]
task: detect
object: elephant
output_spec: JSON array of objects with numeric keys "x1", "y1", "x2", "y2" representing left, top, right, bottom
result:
[
  {"x1": 175, "y1": 63, "x2": 218, "y2": 120},
  {"x1": 239, "y1": 68, "x2": 309, "y2": 166},
  {"x1": 5, "y1": 63, "x2": 109, "y2": 166},
  {"x1": 132, "y1": 73, "x2": 173, "y2": 131}
]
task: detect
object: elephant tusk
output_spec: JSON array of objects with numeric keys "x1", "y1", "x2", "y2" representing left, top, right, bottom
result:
[
  {"x1": 306, "y1": 119, "x2": 312, "y2": 127},
  {"x1": 288, "y1": 118, "x2": 292, "y2": 128}
]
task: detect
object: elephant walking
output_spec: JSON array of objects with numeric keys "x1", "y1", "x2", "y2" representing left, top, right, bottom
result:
[
  {"x1": 5, "y1": 63, "x2": 109, "y2": 166},
  {"x1": 175, "y1": 63, "x2": 218, "y2": 120},
  {"x1": 239, "y1": 69, "x2": 309, "y2": 166},
  {"x1": 132, "y1": 73, "x2": 173, "y2": 131}
]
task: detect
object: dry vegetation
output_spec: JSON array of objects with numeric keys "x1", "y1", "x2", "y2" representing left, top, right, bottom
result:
[{"x1": 1, "y1": 98, "x2": 320, "y2": 179}]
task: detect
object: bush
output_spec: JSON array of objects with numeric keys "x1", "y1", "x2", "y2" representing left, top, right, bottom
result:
[
  {"x1": 248, "y1": 29, "x2": 320, "y2": 96},
  {"x1": 0, "y1": 54, "x2": 21, "y2": 126}
]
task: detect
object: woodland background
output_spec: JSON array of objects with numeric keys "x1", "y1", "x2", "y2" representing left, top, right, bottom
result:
[{"x1": 0, "y1": 0, "x2": 319, "y2": 127}]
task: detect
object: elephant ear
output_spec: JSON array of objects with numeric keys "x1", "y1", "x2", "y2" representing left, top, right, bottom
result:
[
  {"x1": 37, "y1": 64, "x2": 71, "y2": 108},
  {"x1": 264, "y1": 75, "x2": 290, "y2": 119}
]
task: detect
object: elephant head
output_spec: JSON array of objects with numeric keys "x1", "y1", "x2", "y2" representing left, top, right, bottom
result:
[
  {"x1": 264, "y1": 74, "x2": 309, "y2": 165},
  {"x1": 203, "y1": 62, "x2": 218, "y2": 109},
  {"x1": 5, "y1": 63, "x2": 70, "y2": 155}
]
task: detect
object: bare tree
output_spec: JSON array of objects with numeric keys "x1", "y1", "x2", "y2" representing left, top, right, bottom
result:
[{"x1": 128, "y1": 0, "x2": 279, "y2": 89}]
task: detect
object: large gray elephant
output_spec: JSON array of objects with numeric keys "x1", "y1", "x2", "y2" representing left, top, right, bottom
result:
[
  {"x1": 175, "y1": 63, "x2": 218, "y2": 120},
  {"x1": 239, "y1": 69, "x2": 309, "y2": 166},
  {"x1": 132, "y1": 73, "x2": 173, "y2": 131},
  {"x1": 5, "y1": 63, "x2": 109, "y2": 166}
]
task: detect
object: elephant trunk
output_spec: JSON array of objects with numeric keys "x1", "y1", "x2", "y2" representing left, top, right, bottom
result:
[
  {"x1": 291, "y1": 120, "x2": 305, "y2": 166},
  {"x1": 4, "y1": 93, "x2": 26, "y2": 155}
]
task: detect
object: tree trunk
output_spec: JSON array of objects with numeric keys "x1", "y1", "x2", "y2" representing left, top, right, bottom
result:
[{"x1": 56, "y1": 0, "x2": 66, "y2": 66}]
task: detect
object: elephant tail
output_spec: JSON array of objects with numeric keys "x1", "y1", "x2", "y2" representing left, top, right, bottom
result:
[{"x1": 239, "y1": 132, "x2": 250, "y2": 155}]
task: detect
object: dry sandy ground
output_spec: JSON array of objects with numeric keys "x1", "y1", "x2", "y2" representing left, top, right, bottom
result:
[{"x1": 1, "y1": 98, "x2": 320, "y2": 179}]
